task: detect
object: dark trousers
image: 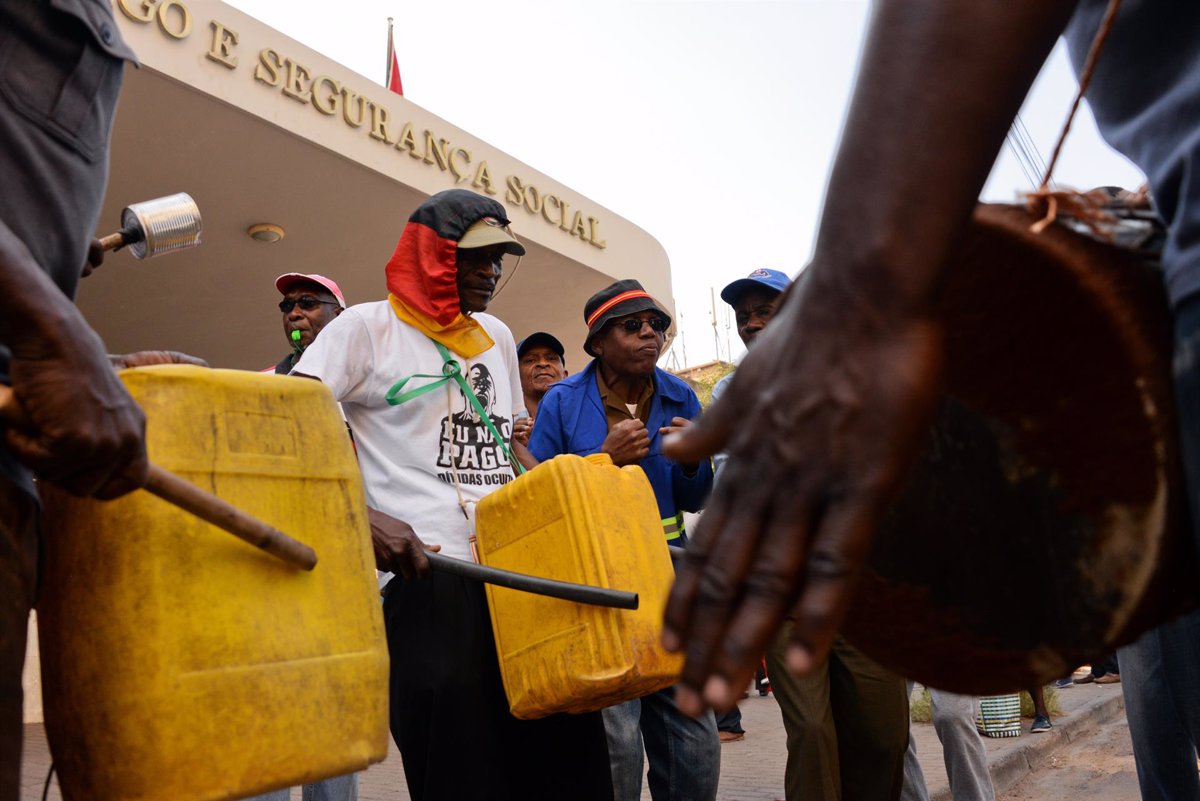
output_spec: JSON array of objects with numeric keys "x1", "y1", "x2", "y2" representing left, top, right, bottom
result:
[
  {"x1": 384, "y1": 569, "x2": 612, "y2": 801},
  {"x1": 715, "y1": 706, "x2": 743, "y2": 734},
  {"x1": 766, "y1": 627, "x2": 909, "y2": 801},
  {"x1": 1090, "y1": 654, "x2": 1119, "y2": 678},
  {"x1": 0, "y1": 480, "x2": 37, "y2": 801}
]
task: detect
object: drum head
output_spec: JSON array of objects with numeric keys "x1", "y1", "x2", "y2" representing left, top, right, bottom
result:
[{"x1": 842, "y1": 204, "x2": 1196, "y2": 694}]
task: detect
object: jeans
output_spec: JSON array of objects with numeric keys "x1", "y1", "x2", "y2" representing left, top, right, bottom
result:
[
  {"x1": 715, "y1": 705, "x2": 744, "y2": 734},
  {"x1": 1120, "y1": 612, "x2": 1200, "y2": 801},
  {"x1": 901, "y1": 684, "x2": 995, "y2": 801},
  {"x1": 247, "y1": 774, "x2": 358, "y2": 801},
  {"x1": 602, "y1": 686, "x2": 719, "y2": 801},
  {"x1": 1118, "y1": 292, "x2": 1200, "y2": 801},
  {"x1": 1175, "y1": 293, "x2": 1200, "y2": 564}
]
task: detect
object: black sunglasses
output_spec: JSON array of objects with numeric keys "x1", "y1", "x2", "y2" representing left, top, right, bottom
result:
[
  {"x1": 279, "y1": 297, "x2": 339, "y2": 313},
  {"x1": 614, "y1": 316, "x2": 669, "y2": 334}
]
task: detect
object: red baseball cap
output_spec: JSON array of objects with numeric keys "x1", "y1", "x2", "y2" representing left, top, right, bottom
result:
[{"x1": 275, "y1": 273, "x2": 346, "y2": 308}]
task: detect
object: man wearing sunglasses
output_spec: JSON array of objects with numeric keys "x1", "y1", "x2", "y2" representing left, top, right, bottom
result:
[
  {"x1": 249, "y1": 272, "x2": 356, "y2": 801},
  {"x1": 528, "y1": 279, "x2": 718, "y2": 801},
  {"x1": 271, "y1": 273, "x2": 346, "y2": 375}
]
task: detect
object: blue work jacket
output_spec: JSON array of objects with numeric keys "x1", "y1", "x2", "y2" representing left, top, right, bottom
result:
[{"x1": 528, "y1": 361, "x2": 713, "y2": 544}]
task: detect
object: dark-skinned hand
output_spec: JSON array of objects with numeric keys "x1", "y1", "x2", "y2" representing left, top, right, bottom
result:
[
  {"x1": 512, "y1": 415, "x2": 533, "y2": 447},
  {"x1": 658, "y1": 416, "x2": 699, "y2": 472},
  {"x1": 110, "y1": 351, "x2": 209, "y2": 369},
  {"x1": 367, "y1": 507, "x2": 439, "y2": 578},
  {"x1": 661, "y1": 274, "x2": 944, "y2": 716},
  {"x1": 80, "y1": 238, "x2": 105, "y2": 278},
  {"x1": 602, "y1": 418, "x2": 650, "y2": 466},
  {"x1": 6, "y1": 317, "x2": 149, "y2": 500}
]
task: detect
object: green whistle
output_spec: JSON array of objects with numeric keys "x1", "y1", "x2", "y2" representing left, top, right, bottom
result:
[{"x1": 291, "y1": 330, "x2": 302, "y2": 342}]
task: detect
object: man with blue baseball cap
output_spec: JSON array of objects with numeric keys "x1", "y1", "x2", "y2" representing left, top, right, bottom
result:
[
  {"x1": 717, "y1": 269, "x2": 791, "y2": 351},
  {"x1": 708, "y1": 269, "x2": 789, "y2": 745},
  {"x1": 713, "y1": 268, "x2": 910, "y2": 800}
]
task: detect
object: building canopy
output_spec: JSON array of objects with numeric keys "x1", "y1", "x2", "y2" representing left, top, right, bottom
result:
[{"x1": 82, "y1": 0, "x2": 672, "y2": 370}]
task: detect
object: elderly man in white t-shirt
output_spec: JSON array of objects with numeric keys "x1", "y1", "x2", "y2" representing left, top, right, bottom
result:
[{"x1": 294, "y1": 189, "x2": 611, "y2": 801}]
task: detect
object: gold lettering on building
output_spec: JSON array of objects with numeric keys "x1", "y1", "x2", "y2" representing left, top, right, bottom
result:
[
  {"x1": 282, "y1": 59, "x2": 313, "y2": 103},
  {"x1": 118, "y1": 0, "x2": 191, "y2": 40},
  {"x1": 206, "y1": 21, "x2": 238, "y2": 69},
  {"x1": 542, "y1": 194, "x2": 561, "y2": 225},
  {"x1": 472, "y1": 162, "x2": 497, "y2": 195},
  {"x1": 588, "y1": 217, "x2": 606, "y2": 249},
  {"x1": 134, "y1": 19, "x2": 609, "y2": 248},
  {"x1": 394, "y1": 122, "x2": 419, "y2": 156},
  {"x1": 523, "y1": 185, "x2": 543, "y2": 215},
  {"x1": 341, "y1": 90, "x2": 368, "y2": 128},
  {"x1": 422, "y1": 132, "x2": 450, "y2": 171},
  {"x1": 505, "y1": 176, "x2": 524, "y2": 206},
  {"x1": 449, "y1": 148, "x2": 470, "y2": 183},
  {"x1": 310, "y1": 76, "x2": 342, "y2": 116},
  {"x1": 157, "y1": 0, "x2": 192, "y2": 39},
  {"x1": 569, "y1": 211, "x2": 588, "y2": 240},
  {"x1": 499, "y1": 180, "x2": 602, "y2": 247},
  {"x1": 253, "y1": 49, "x2": 284, "y2": 87},
  {"x1": 116, "y1": 0, "x2": 157, "y2": 23},
  {"x1": 368, "y1": 102, "x2": 393, "y2": 144}
]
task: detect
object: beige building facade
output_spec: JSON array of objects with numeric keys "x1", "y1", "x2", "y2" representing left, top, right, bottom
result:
[
  {"x1": 79, "y1": 0, "x2": 673, "y2": 369},
  {"x1": 24, "y1": 0, "x2": 674, "y2": 723}
]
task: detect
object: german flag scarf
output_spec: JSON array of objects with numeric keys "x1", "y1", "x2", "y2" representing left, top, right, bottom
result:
[{"x1": 384, "y1": 190, "x2": 512, "y2": 358}]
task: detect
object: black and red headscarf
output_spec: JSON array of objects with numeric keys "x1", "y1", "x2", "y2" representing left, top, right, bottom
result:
[{"x1": 385, "y1": 189, "x2": 514, "y2": 357}]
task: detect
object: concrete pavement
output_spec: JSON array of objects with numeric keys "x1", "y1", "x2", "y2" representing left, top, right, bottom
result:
[{"x1": 19, "y1": 681, "x2": 1126, "y2": 800}]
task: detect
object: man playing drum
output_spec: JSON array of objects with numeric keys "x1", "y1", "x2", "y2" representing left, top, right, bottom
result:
[{"x1": 662, "y1": 3, "x2": 1200, "y2": 800}]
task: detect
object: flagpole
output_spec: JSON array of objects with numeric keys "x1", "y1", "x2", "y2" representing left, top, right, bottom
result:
[{"x1": 386, "y1": 17, "x2": 394, "y2": 86}]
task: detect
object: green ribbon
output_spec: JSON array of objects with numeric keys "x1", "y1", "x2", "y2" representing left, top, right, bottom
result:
[{"x1": 385, "y1": 340, "x2": 526, "y2": 475}]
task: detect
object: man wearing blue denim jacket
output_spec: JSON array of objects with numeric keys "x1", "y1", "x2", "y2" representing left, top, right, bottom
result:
[{"x1": 529, "y1": 278, "x2": 718, "y2": 801}]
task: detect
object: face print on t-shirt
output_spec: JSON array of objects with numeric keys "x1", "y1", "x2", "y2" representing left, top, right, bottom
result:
[{"x1": 437, "y1": 362, "x2": 514, "y2": 474}]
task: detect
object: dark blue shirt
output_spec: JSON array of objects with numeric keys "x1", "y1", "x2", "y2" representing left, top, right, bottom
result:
[
  {"x1": 1065, "y1": 1, "x2": 1200, "y2": 305},
  {"x1": 528, "y1": 361, "x2": 713, "y2": 542}
]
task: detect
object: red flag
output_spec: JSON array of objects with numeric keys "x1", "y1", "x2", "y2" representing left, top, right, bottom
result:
[{"x1": 386, "y1": 19, "x2": 404, "y2": 97}]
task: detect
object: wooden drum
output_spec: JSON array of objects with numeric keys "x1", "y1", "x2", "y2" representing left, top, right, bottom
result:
[{"x1": 842, "y1": 202, "x2": 1200, "y2": 694}]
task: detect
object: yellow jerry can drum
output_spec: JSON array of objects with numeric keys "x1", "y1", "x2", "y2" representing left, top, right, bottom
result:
[
  {"x1": 475, "y1": 453, "x2": 683, "y2": 720},
  {"x1": 37, "y1": 366, "x2": 389, "y2": 801}
]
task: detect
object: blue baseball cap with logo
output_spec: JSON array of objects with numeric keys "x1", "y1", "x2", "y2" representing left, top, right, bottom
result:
[{"x1": 720, "y1": 268, "x2": 791, "y2": 306}]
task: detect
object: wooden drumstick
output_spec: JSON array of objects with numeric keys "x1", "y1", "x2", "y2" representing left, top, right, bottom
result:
[
  {"x1": 96, "y1": 231, "x2": 130, "y2": 252},
  {"x1": 0, "y1": 386, "x2": 317, "y2": 571}
]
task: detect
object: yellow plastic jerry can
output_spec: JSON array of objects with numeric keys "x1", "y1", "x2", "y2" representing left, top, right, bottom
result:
[
  {"x1": 36, "y1": 366, "x2": 389, "y2": 801},
  {"x1": 474, "y1": 453, "x2": 684, "y2": 719}
]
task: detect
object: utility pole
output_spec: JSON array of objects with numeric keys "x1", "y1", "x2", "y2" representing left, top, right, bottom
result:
[
  {"x1": 710, "y1": 287, "x2": 721, "y2": 363},
  {"x1": 681, "y1": 321, "x2": 688, "y2": 368},
  {"x1": 723, "y1": 305, "x2": 732, "y2": 364}
]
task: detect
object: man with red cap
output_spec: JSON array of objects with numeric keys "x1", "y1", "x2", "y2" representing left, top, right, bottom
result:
[
  {"x1": 270, "y1": 273, "x2": 346, "y2": 374},
  {"x1": 250, "y1": 274, "x2": 357, "y2": 801},
  {"x1": 293, "y1": 189, "x2": 611, "y2": 801}
]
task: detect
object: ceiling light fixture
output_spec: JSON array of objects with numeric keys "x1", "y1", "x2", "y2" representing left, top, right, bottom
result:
[{"x1": 247, "y1": 223, "x2": 285, "y2": 243}]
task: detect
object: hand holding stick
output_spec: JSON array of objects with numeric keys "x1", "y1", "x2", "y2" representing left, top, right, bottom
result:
[{"x1": 0, "y1": 385, "x2": 317, "y2": 571}]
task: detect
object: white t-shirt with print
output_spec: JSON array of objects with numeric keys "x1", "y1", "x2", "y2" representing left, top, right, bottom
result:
[{"x1": 294, "y1": 301, "x2": 524, "y2": 561}]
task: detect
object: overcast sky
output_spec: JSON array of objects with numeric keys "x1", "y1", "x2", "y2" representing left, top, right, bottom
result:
[{"x1": 227, "y1": 0, "x2": 1146, "y2": 368}]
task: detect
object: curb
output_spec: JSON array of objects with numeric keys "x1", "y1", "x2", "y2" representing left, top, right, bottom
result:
[{"x1": 929, "y1": 690, "x2": 1126, "y2": 801}]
